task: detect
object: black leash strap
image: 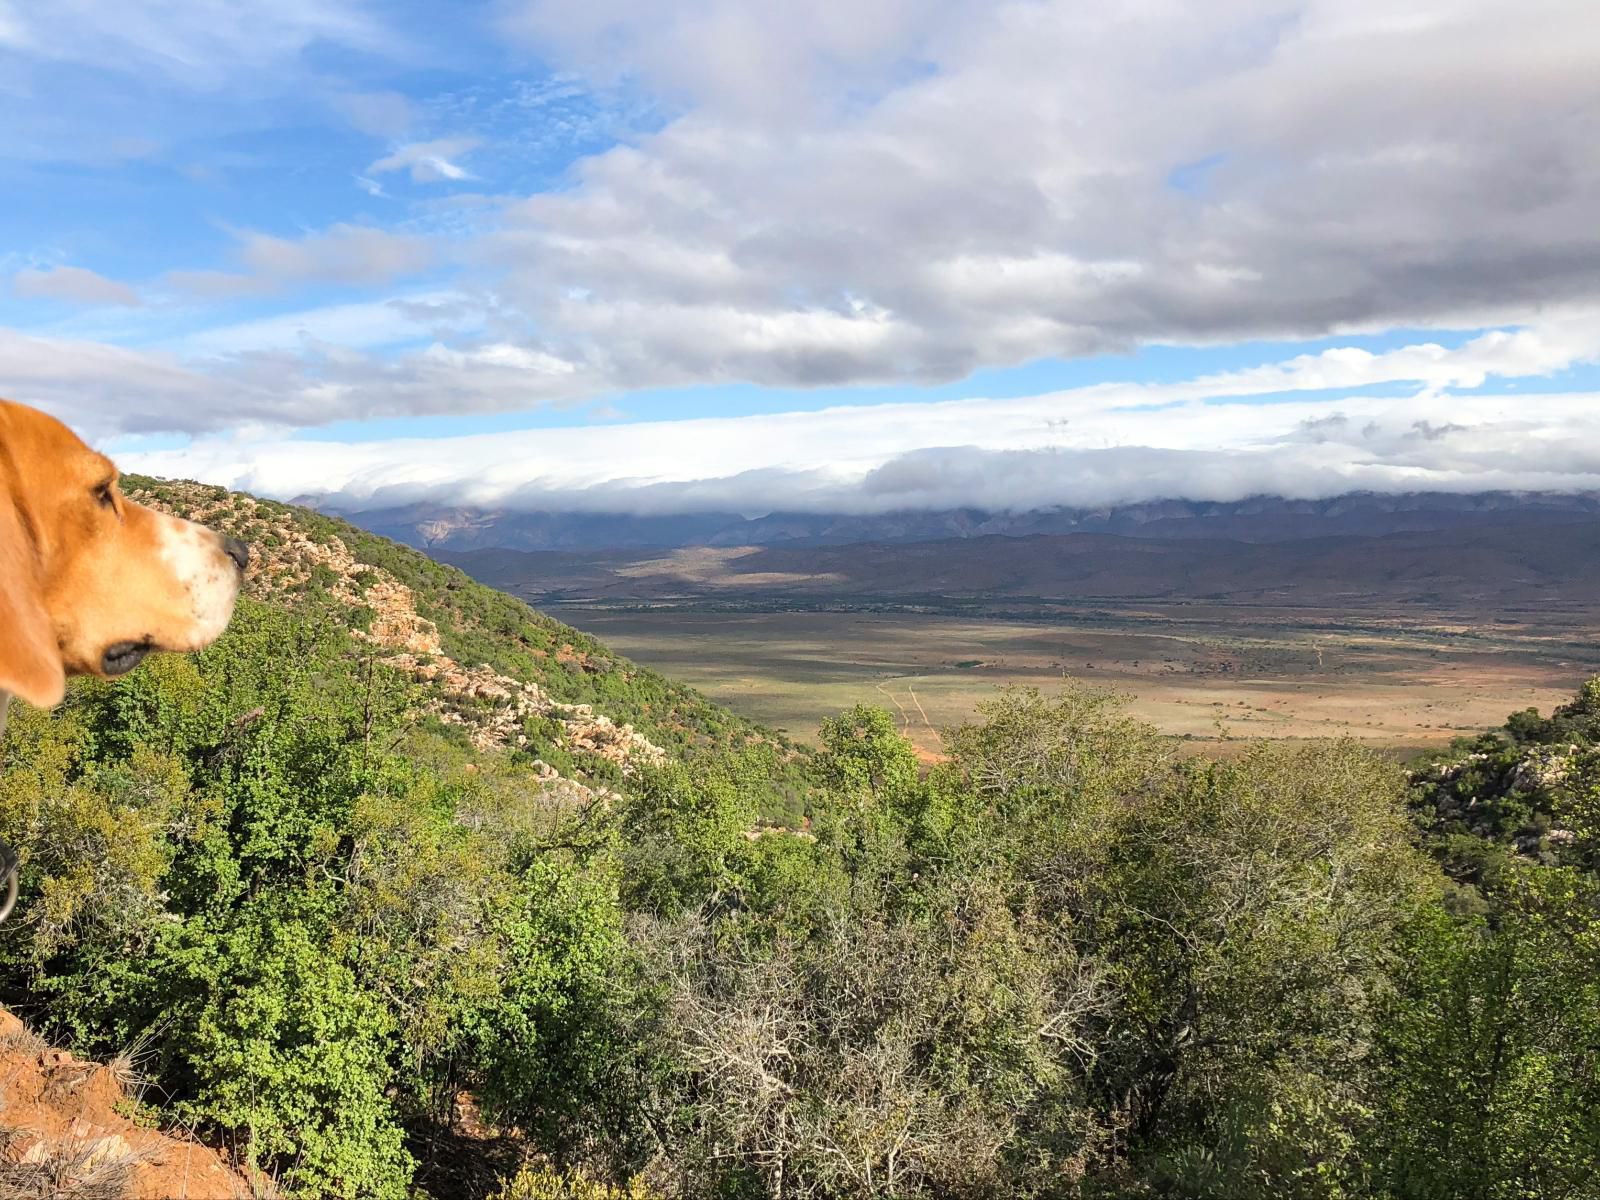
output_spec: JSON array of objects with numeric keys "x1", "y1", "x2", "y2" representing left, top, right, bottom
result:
[
  {"x1": 0, "y1": 839, "x2": 15, "y2": 924},
  {"x1": 0, "y1": 692, "x2": 15, "y2": 922}
]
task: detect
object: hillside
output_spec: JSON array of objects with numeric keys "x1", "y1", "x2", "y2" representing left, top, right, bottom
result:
[
  {"x1": 124, "y1": 477, "x2": 803, "y2": 807},
  {"x1": 0, "y1": 476, "x2": 818, "y2": 1199},
  {"x1": 0, "y1": 477, "x2": 1593, "y2": 1200}
]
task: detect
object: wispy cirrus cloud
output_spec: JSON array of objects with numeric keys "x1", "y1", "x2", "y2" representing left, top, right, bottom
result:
[
  {"x1": 0, "y1": 0, "x2": 389, "y2": 88},
  {"x1": 333, "y1": 89, "x2": 414, "y2": 138},
  {"x1": 368, "y1": 137, "x2": 481, "y2": 183}
]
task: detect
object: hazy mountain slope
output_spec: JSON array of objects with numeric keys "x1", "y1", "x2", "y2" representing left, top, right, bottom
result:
[
  {"x1": 444, "y1": 517, "x2": 1600, "y2": 612},
  {"x1": 327, "y1": 491, "x2": 1600, "y2": 553},
  {"x1": 332, "y1": 503, "x2": 751, "y2": 553}
]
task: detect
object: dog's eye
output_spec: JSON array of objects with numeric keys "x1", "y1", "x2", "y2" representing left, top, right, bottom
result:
[{"x1": 93, "y1": 482, "x2": 116, "y2": 510}]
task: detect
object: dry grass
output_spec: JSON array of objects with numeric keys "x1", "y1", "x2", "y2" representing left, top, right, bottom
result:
[
  {"x1": 0, "y1": 1029, "x2": 49, "y2": 1060},
  {"x1": 104, "y1": 1028, "x2": 162, "y2": 1107},
  {"x1": 0, "y1": 1131, "x2": 150, "y2": 1200}
]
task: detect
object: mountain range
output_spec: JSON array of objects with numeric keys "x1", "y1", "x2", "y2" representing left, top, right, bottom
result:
[
  {"x1": 315, "y1": 485, "x2": 1600, "y2": 619},
  {"x1": 321, "y1": 490, "x2": 1600, "y2": 554}
]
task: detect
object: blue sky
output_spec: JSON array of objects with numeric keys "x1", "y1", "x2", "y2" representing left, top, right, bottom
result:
[{"x1": 2, "y1": 1, "x2": 1598, "y2": 512}]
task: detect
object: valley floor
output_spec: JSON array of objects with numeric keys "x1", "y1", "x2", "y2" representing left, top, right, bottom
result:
[{"x1": 560, "y1": 603, "x2": 1600, "y2": 757}]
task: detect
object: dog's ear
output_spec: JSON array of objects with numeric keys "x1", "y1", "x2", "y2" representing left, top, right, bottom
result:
[{"x1": 0, "y1": 481, "x2": 64, "y2": 709}]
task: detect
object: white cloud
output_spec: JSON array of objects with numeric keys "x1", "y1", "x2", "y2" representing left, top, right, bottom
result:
[
  {"x1": 0, "y1": 0, "x2": 388, "y2": 88},
  {"x1": 105, "y1": 316, "x2": 1600, "y2": 513},
  {"x1": 0, "y1": 311, "x2": 588, "y2": 439},
  {"x1": 119, "y1": 387, "x2": 1600, "y2": 516},
  {"x1": 12, "y1": 265, "x2": 142, "y2": 307},
  {"x1": 368, "y1": 137, "x2": 480, "y2": 183},
  {"x1": 8, "y1": 308, "x2": 1596, "y2": 449},
  {"x1": 1192, "y1": 316, "x2": 1600, "y2": 399},
  {"x1": 499, "y1": 0, "x2": 960, "y2": 123},
  {"x1": 474, "y1": 0, "x2": 1600, "y2": 390},
  {"x1": 0, "y1": 327, "x2": 281, "y2": 436},
  {"x1": 165, "y1": 224, "x2": 435, "y2": 297},
  {"x1": 237, "y1": 224, "x2": 433, "y2": 285}
]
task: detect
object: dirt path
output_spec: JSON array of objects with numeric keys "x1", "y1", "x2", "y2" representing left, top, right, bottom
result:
[
  {"x1": 875, "y1": 680, "x2": 912, "y2": 733},
  {"x1": 906, "y1": 686, "x2": 935, "y2": 738}
]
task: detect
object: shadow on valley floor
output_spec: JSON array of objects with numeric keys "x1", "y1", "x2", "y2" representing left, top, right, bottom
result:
[{"x1": 443, "y1": 518, "x2": 1600, "y2": 611}]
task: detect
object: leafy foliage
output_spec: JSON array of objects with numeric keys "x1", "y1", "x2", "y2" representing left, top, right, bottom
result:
[
  {"x1": 1, "y1": 494, "x2": 1595, "y2": 1198},
  {"x1": 0, "y1": 599, "x2": 630, "y2": 1197}
]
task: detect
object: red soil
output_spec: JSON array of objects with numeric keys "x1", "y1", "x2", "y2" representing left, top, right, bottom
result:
[{"x1": 0, "y1": 1007, "x2": 254, "y2": 1199}]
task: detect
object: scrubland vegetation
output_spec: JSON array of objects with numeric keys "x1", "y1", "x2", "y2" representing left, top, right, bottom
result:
[{"x1": 1, "y1": 512, "x2": 1596, "y2": 1198}]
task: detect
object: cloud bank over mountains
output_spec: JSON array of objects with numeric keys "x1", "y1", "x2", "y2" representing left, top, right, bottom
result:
[{"x1": 122, "y1": 320, "x2": 1600, "y2": 515}]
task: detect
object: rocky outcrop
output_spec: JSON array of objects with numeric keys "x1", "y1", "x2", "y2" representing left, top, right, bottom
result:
[
  {"x1": 1507, "y1": 745, "x2": 1575, "y2": 794},
  {"x1": 561, "y1": 705, "x2": 668, "y2": 770}
]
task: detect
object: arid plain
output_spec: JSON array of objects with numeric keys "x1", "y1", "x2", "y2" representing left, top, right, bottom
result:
[
  {"x1": 442, "y1": 515, "x2": 1600, "y2": 757},
  {"x1": 562, "y1": 603, "x2": 1600, "y2": 757}
]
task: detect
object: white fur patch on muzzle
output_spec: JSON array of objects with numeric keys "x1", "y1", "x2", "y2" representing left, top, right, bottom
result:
[{"x1": 155, "y1": 514, "x2": 242, "y2": 649}]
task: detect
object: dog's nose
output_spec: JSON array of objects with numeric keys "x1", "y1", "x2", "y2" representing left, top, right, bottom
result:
[{"x1": 223, "y1": 537, "x2": 250, "y2": 573}]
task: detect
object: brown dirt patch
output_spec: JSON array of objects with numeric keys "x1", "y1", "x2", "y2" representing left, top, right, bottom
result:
[{"x1": 0, "y1": 1009, "x2": 252, "y2": 1199}]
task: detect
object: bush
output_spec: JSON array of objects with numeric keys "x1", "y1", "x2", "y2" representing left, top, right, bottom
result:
[{"x1": 490, "y1": 1165, "x2": 663, "y2": 1200}]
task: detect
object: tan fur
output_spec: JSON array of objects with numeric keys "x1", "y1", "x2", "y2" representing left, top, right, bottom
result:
[{"x1": 0, "y1": 400, "x2": 243, "y2": 709}]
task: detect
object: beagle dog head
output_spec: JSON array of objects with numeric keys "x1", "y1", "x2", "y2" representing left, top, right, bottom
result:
[{"x1": 0, "y1": 399, "x2": 248, "y2": 709}]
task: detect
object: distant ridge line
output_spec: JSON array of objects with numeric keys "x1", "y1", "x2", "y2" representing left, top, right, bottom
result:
[{"x1": 318, "y1": 489, "x2": 1600, "y2": 554}]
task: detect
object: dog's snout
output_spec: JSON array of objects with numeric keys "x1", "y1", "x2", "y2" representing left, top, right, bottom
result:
[{"x1": 223, "y1": 537, "x2": 250, "y2": 573}]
